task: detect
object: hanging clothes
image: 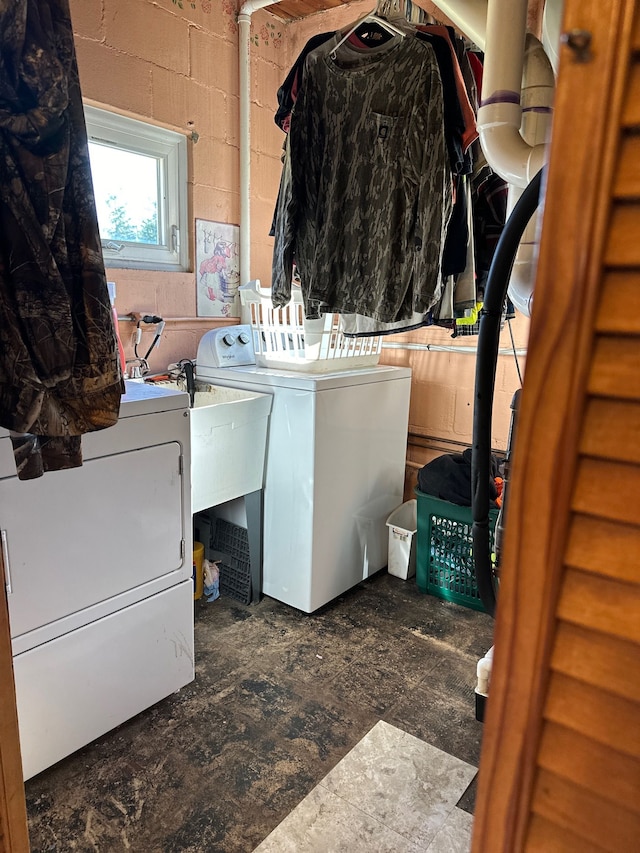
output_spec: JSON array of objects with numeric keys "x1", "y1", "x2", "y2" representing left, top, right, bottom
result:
[
  {"x1": 467, "y1": 51, "x2": 484, "y2": 102},
  {"x1": 270, "y1": 21, "x2": 512, "y2": 338},
  {"x1": 471, "y1": 156, "x2": 509, "y2": 298},
  {"x1": 274, "y1": 31, "x2": 336, "y2": 134},
  {"x1": 417, "y1": 25, "x2": 478, "y2": 282},
  {"x1": 274, "y1": 28, "x2": 468, "y2": 180},
  {"x1": 269, "y1": 23, "x2": 472, "y2": 294},
  {"x1": 272, "y1": 33, "x2": 452, "y2": 326},
  {"x1": 419, "y1": 25, "x2": 478, "y2": 154},
  {"x1": 0, "y1": 0, "x2": 123, "y2": 480},
  {"x1": 414, "y1": 31, "x2": 467, "y2": 176}
]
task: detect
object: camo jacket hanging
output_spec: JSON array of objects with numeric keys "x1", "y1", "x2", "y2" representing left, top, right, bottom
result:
[{"x1": 0, "y1": 0, "x2": 123, "y2": 480}]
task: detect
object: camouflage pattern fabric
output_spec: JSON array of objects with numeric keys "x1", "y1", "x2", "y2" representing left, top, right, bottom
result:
[
  {"x1": 0, "y1": 0, "x2": 123, "y2": 480},
  {"x1": 272, "y1": 34, "x2": 452, "y2": 324}
]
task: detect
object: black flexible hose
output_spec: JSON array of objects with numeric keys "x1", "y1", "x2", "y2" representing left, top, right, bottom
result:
[
  {"x1": 472, "y1": 168, "x2": 544, "y2": 618},
  {"x1": 180, "y1": 359, "x2": 196, "y2": 409}
]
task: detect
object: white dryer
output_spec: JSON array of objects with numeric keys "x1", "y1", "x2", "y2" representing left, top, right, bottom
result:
[{"x1": 0, "y1": 381, "x2": 194, "y2": 779}]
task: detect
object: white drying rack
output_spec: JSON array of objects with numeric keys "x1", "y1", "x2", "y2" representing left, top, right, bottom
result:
[{"x1": 239, "y1": 280, "x2": 382, "y2": 374}]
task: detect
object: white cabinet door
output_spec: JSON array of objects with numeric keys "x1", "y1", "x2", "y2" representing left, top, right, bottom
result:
[{"x1": 1, "y1": 442, "x2": 184, "y2": 639}]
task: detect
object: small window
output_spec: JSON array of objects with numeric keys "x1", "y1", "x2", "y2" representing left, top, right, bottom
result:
[{"x1": 84, "y1": 105, "x2": 189, "y2": 271}]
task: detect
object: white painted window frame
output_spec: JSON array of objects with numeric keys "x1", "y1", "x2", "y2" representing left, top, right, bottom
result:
[{"x1": 84, "y1": 104, "x2": 189, "y2": 272}]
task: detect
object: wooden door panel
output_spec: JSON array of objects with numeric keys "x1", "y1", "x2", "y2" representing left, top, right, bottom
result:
[
  {"x1": 538, "y1": 722, "x2": 640, "y2": 813},
  {"x1": 544, "y1": 671, "x2": 640, "y2": 758},
  {"x1": 551, "y1": 621, "x2": 640, "y2": 702},
  {"x1": 588, "y1": 337, "x2": 640, "y2": 399},
  {"x1": 604, "y1": 204, "x2": 640, "y2": 265},
  {"x1": 613, "y1": 134, "x2": 640, "y2": 197},
  {"x1": 622, "y1": 63, "x2": 640, "y2": 124},
  {"x1": 596, "y1": 272, "x2": 640, "y2": 331},
  {"x1": 572, "y1": 457, "x2": 640, "y2": 524},
  {"x1": 580, "y1": 399, "x2": 640, "y2": 463},
  {"x1": 558, "y1": 568, "x2": 640, "y2": 642},
  {"x1": 527, "y1": 814, "x2": 608, "y2": 853},
  {"x1": 532, "y1": 768, "x2": 640, "y2": 852},
  {"x1": 566, "y1": 514, "x2": 640, "y2": 582},
  {"x1": 472, "y1": 2, "x2": 640, "y2": 850}
]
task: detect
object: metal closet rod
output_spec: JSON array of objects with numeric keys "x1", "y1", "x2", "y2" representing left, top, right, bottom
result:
[
  {"x1": 381, "y1": 341, "x2": 527, "y2": 356},
  {"x1": 113, "y1": 319, "x2": 527, "y2": 356},
  {"x1": 116, "y1": 315, "x2": 219, "y2": 323}
]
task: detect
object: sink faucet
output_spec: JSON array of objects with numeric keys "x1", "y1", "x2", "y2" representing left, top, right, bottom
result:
[{"x1": 125, "y1": 357, "x2": 149, "y2": 379}]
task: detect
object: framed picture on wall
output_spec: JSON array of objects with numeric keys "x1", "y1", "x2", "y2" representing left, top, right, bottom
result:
[{"x1": 195, "y1": 219, "x2": 241, "y2": 317}]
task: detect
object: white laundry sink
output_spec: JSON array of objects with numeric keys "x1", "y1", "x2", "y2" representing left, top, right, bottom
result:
[{"x1": 150, "y1": 381, "x2": 272, "y2": 513}]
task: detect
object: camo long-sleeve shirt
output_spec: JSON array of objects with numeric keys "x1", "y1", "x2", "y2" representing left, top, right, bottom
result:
[
  {"x1": 272, "y1": 34, "x2": 453, "y2": 324},
  {"x1": 0, "y1": 0, "x2": 123, "y2": 480}
]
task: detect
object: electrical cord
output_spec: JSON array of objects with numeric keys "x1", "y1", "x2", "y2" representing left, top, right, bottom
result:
[
  {"x1": 472, "y1": 167, "x2": 544, "y2": 618},
  {"x1": 507, "y1": 318, "x2": 523, "y2": 386},
  {"x1": 134, "y1": 315, "x2": 165, "y2": 363}
]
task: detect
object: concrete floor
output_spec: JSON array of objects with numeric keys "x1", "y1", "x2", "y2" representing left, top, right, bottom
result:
[{"x1": 25, "y1": 572, "x2": 494, "y2": 852}]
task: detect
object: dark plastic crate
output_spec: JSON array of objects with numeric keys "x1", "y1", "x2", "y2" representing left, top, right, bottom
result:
[
  {"x1": 211, "y1": 518, "x2": 252, "y2": 605},
  {"x1": 415, "y1": 489, "x2": 498, "y2": 612}
]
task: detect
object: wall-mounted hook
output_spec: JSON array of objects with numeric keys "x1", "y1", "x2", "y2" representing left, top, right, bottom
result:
[
  {"x1": 561, "y1": 29, "x2": 593, "y2": 63},
  {"x1": 186, "y1": 121, "x2": 199, "y2": 143}
]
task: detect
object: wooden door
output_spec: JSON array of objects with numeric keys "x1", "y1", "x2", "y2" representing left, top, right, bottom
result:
[
  {"x1": 0, "y1": 561, "x2": 29, "y2": 852},
  {"x1": 472, "y1": 1, "x2": 640, "y2": 850}
]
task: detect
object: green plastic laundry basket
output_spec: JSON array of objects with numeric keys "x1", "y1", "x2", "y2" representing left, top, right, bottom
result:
[{"x1": 415, "y1": 489, "x2": 498, "y2": 612}]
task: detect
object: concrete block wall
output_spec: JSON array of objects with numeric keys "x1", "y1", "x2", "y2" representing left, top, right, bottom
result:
[
  {"x1": 69, "y1": 0, "x2": 286, "y2": 373},
  {"x1": 69, "y1": 0, "x2": 532, "y2": 472},
  {"x1": 382, "y1": 314, "x2": 530, "y2": 499}
]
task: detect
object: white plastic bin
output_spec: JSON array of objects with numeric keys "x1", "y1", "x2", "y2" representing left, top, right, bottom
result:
[
  {"x1": 354, "y1": 495, "x2": 405, "y2": 580},
  {"x1": 386, "y1": 500, "x2": 417, "y2": 580}
]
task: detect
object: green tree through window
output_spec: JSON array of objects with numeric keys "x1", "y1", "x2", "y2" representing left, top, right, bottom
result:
[{"x1": 103, "y1": 196, "x2": 158, "y2": 244}]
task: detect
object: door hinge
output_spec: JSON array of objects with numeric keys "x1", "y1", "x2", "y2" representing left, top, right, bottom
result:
[
  {"x1": 171, "y1": 224, "x2": 180, "y2": 255},
  {"x1": 178, "y1": 454, "x2": 184, "y2": 476},
  {"x1": 560, "y1": 29, "x2": 593, "y2": 63},
  {"x1": 180, "y1": 539, "x2": 186, "y2": 561}
]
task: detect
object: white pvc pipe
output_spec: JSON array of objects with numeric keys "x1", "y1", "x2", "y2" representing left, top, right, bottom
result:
[
  {"x1": 507, "y1": 34, "x2": 555, "y2": 316},
  {"x1": 477, "y1": 0, "x2": 548, "y2": 187},
  {"x1": 238, "y1": 0, "x2": 281, "y2": 288},
  {"x1": 482, "y1": 0, "x2": 528, "y2": 110},
  {"x1": 520, "y1": 34, "x2": 555, "y2": 149},
  {"x1": 425, "y1": 0, "x2": 488, "y2": 50}
]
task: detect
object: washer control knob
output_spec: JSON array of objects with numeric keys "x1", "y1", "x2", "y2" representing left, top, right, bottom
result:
[
  {"x1": 222, "y1": 333, "x2": 236, "y2": 347},
  {"x1": 238, "y1": 332, "x2": 251, "y2": 345}
]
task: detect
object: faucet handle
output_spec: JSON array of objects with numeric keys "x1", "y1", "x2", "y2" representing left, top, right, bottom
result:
[{"x1": 125, "y1": 357, "x2": 150, "y2": 379}]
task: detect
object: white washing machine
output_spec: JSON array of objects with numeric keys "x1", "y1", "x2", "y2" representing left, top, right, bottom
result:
[{"x1": 196, "y1": 330, "x2": 412, "y2": 613}]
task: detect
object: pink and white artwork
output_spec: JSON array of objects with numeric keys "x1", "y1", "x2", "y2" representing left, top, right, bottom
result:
[{"x1": 196, "y1": 219, "x2": 241, "y2": 317}]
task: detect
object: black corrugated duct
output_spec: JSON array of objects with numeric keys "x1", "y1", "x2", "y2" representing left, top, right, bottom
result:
[{"x1": 472, "y1": 168, "x2": 544, "y2": 618}]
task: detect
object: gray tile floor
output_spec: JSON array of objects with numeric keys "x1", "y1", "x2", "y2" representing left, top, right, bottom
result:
[
  {"x1": 254, "y1": 721, "x2": 476, "y2": 852},
  {"x1": 25, "y1": 572, "x2": 494, "y2": 852}
]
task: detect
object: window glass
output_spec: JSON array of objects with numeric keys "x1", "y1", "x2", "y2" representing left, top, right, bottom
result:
[
  {"x1": 88, "y1": 143, "x2": 159, "y2": 245},
  {"x1": 84, "y1": 105, "x2": 188, "y2": 271}
]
